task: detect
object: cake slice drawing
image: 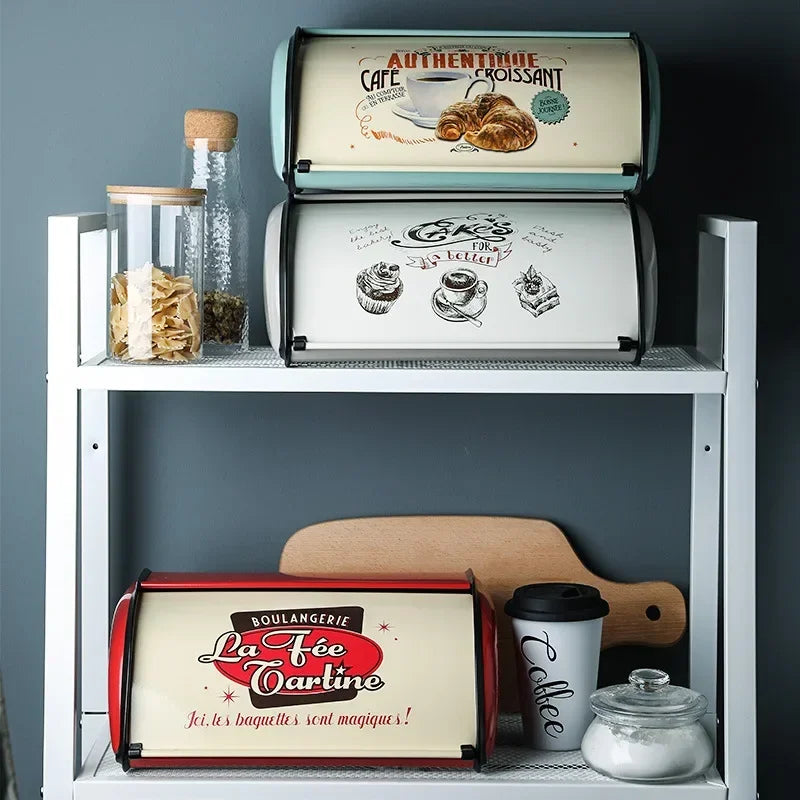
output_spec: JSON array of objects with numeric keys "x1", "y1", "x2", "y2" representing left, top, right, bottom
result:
[{"x1": 513, "y1": 265, "x2": 560, "y2": 317}]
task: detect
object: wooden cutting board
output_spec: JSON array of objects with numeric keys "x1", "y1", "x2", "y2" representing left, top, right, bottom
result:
[{"x1": 280, "y1": 516, "x2": 686, "y2": 711}]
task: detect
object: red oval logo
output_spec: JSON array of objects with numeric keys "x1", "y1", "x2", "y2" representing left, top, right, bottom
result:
[{"x1": 208, "y1": 627, "x2": 384, "y2": 696}]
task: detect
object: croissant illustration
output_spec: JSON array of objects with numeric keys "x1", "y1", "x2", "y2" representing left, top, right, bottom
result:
[
  {"x1": 435, "y1": 101, "x2": 482, "y2": 141},
  {"x1": 435, "y1": 92, "x2": 537, "y2": 152}
]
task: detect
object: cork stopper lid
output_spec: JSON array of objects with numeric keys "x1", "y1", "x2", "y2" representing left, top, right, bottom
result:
[{"x1": 185, "y1": 109, "x2": 238, "y2": 152}]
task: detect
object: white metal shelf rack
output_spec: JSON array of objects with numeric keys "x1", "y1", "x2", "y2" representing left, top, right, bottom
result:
[{"x1": 43, "y1": 213, "x2": 757, "y2": 799}]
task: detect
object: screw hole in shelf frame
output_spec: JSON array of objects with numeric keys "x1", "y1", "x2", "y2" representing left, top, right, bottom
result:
[
  {"x1": 92, "y1": 443, "x2": 99, "y2": 450},
  {"x1": 704, "y1": 445, "x2": 711, "y2": 452}
]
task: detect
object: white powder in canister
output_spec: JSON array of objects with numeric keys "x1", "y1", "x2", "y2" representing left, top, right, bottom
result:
[{"x1": 581, "y1": 720, "x2": 714, "y2": 782}]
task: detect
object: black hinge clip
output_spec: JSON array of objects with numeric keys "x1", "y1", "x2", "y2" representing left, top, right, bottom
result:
[
  {"x1": 128, "y1": 742, "x2": 143, "y2": 759},
  {"x1": 292, "y1": 336, "x2": 308, "y2": 351},
  {"x1": 460, "y1": 744, "x2": 478, "y2": 760},
  {"x1": 621, "y1": 163, "x2": 640, "y2": 176},
  {"x1": 618, "y1": 336, "x2": 639, "y2": 352},
  {"x1": 296, "y1": 159, "x2": 311, "y2": 173}
]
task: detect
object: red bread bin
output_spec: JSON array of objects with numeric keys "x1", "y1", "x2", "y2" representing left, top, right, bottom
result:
[{"x1": 109, "y1": 570, "x2": 497, "y2": 771}]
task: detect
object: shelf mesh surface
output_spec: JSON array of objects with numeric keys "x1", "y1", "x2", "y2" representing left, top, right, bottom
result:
[
  {"x1": 89, "y1": 714, "x2": 713, "y2": 785},
  {"x1": 97, "y1": 346, "x2": 713, "y2": 373}
]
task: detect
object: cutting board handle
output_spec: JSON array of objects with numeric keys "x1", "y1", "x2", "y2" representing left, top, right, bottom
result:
[{"x1": 583, "y1": 579, "x2": 685, "y2": 649}]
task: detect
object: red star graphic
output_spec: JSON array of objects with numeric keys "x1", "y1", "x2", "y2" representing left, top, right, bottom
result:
[
  {"x1": 378, "y1": 621, "x2": 391, "y2": 632},
  {"x1": 220, "y1": 686, "x2": 239, "y2": 706}
]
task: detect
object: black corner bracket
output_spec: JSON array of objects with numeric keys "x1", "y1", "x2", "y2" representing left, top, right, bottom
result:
[{"x1": 460, "y1": 744, "x2": 478, "y2": 761}]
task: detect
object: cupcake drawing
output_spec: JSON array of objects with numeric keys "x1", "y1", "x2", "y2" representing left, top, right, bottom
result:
[{"x1": 356, "y1": 262, "x2": 403, "y2": 314}]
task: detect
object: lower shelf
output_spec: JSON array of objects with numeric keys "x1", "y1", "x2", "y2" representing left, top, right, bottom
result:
[{"x1": 75, "y1": 716, "x2": 726, "y2": 799}]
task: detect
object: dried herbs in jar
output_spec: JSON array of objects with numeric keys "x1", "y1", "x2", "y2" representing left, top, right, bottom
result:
[{"x1": 203, "y1": 290, "x2": 247, "y2": 346}]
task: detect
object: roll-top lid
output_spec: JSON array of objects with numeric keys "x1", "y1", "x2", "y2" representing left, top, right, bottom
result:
[
  {"x1": 504, "y1": 582, "x2": 610, "y2": 622},
  {"x1": 272, "y1": 29, "x2": 659, "y2": 193}
]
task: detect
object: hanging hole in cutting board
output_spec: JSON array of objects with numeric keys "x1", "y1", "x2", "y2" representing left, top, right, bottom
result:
[{"x1": 646, "y1": 605, "x2": 661, "y2": 621}]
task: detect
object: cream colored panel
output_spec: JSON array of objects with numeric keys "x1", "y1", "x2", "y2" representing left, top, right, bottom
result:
[
  {"x1": 295, "y1": 36, "x2": 641, "y2": 171},
  {"x1": 290, "y1": 200, "x2": 639, "y2": 348},
  {"x1": 130, "y1": 590, "x2": 477, "y2": 758}
]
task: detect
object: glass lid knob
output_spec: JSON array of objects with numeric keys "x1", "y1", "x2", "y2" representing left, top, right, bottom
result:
[{"x1": 629, "y1": 668, "x2": 670, "y2": 692}]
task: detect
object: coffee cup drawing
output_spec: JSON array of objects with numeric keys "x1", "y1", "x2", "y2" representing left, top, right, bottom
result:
[
  {"x1": 440, "y1": 268, "x2": 488, "y2": 305},
  {"x1": 405, "y1": 71, "x2": 494, "y2": 120},
  {"x1": 432, "y1": 268, "x2": 489, "y2": 324}
]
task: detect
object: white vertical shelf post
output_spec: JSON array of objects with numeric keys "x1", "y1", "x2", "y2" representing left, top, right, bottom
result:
[
  {"x1": 722, "y1": 217, "x2": 758, "y2": 800},
  {"x1": 43, "y1": 216, "x2": 82, "y2": 800},
  {"x1": 689, "y1": 393, "x2": 722, "y2": 740},
  {"x1": 79, "y1": 391, "x2": 109, "y2": 758},
  {"x1": 690, "y1": 220, "x2": 725, "y2": 744},
  {"x1": 45, "y1": 213, "x2": 109, "y2": 797},
  {"x1": 702, "y1": 216, "x2": 758, "y2": 800},
  {"x1": 78, "y1": 215, "x2": 110, "y2": 757}
]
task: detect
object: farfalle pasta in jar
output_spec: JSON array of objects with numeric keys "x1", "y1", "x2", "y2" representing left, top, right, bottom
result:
[{"x1": 107, "y1": 186, "x2": 205, "y2": 363}]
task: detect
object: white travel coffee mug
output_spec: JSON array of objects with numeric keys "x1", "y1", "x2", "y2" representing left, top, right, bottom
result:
[{"x1": 505, "y1": 583, "x2": 609, "y2": 751}]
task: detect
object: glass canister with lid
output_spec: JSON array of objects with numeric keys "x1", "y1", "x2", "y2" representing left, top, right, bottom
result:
[
  {"x1": 181, "y1": 108, "x2": 250, "y2": 354},
  {"x1": 581, "y1": 669, "x2": 714, "y2": 783},
  {"x1": 107, "y1": 186, "x2": 205, "y2": 362}
]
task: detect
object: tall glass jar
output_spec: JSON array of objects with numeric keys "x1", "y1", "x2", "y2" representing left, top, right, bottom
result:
[
  {"x1": 181, "y1": 109, "x2": 249, "y2": 354},
  {"x1": 107, "y1": 186, "x2": 205, "y2": 363}
]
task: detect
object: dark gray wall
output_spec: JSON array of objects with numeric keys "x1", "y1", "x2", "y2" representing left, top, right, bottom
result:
[{"x1": 1, "y1": 0, "x2": 796, "y2": 797}]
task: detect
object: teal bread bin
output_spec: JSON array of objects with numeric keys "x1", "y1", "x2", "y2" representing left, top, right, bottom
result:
[{"x1": 271, "y1": 29, "x2": 660, "y2": 194}]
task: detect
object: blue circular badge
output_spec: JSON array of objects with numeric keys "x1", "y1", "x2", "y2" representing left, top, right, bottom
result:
[{"x1": 531, "y1": 90, "x2": 570, "y2": 124}]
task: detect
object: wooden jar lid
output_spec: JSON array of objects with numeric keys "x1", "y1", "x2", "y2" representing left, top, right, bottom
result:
[
  {"x1": 184, "y1": 109, "x2": 238, "y2": 152},
  {"x1": 107, "y1": 186, "x2": 206, "y2": 205}
]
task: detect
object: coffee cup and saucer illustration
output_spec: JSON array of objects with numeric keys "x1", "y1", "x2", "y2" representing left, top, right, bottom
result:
[
  {"x1": 394, "y1": 71, "x2": 493, "y2": 129},
  {"x1": 432, "y1": 268, "x2": 488, "y2": 326}
]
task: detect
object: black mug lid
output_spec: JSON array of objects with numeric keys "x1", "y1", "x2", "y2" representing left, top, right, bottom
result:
[{"x1": 504, "y1": 582, "x2": 610, "y2": 622}]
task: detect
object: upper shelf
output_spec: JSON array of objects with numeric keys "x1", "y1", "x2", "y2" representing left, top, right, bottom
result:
[
  {"x1": 49, "y1": 213, "x2": 751, "y2": 398},
  {"x1": 69, "y1": 345, "x2": 726, "y2": 394}
]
